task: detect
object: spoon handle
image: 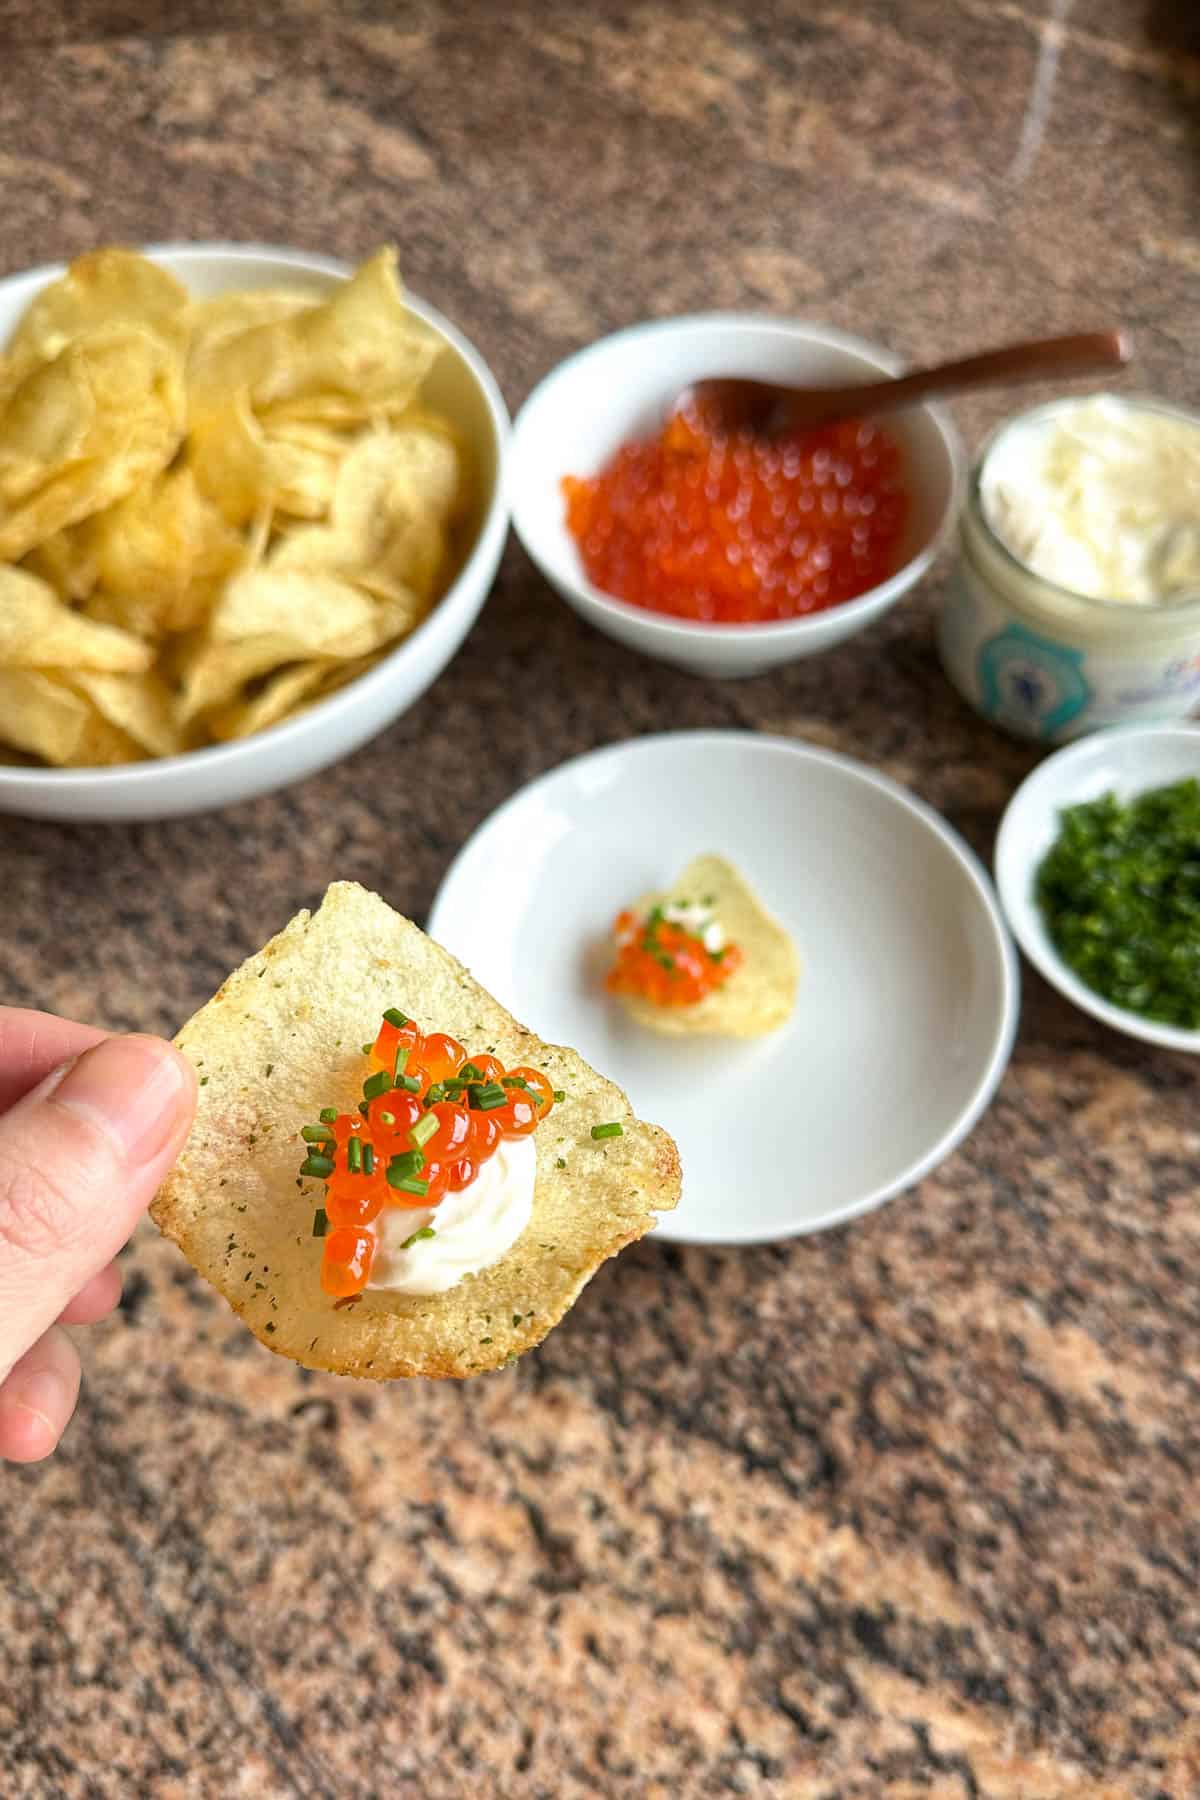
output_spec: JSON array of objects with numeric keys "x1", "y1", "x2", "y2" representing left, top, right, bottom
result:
[{"x1": 816, "y1": 330, "x2": 1131, "y2": 421}]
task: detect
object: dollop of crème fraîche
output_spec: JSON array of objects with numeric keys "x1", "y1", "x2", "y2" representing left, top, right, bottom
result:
[{"x1": 367, "y1": 1134, "x2": 536, "y2": 1296}]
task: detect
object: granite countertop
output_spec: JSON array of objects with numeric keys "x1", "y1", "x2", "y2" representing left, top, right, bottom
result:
[{"x1": 2, "y1": 4, "x2": 1199, "y2": 1796}]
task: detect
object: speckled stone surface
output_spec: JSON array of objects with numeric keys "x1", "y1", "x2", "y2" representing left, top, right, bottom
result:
[{"x1": 1, "y1": 4, "x2": 1199, "y2": 1796}]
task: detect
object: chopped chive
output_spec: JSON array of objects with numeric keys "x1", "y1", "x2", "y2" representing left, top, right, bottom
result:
[
  {"x1": 319, "y1": 1107, "x2": 337, "y2": 1123},
  {"x1": 591, "y1": 1122, "x2": 623, "y2": 1140},
  {"x1": 379, "y1": 1110, "x2": 395, "y2": 1126},
  {"x1": 556, "y1": 1157, "x2": 567, "y2": 1169},
  {"x1": 458, "y1": 1061, "x2": 483, "y2": 1082},
  {"x1": 299, "y1": 1153, "x2": 334, "y2": 1177},
  {"x1": 362, "y1": 1144, "x2": 375, "y2": 1176},
  {"x1": 362, "y1": 1069, "x2": 391, "y2": 1101},
  {"x1": 393, "y1": 1045, "x2": 410, "y2": 1079},
  {"x1": 424, "y1": 1082, "x2": 447, "y2": 1106},
  {"x1": 395, "y1": 1176, "x2": 430, "y2": 1197},
  {"x1": 312, "y1": 1208, "x2": 329, "y2": 1238},
  {"x1": 393, "y1": 1071, "x2": 421, "y2": 1093},
  {"x1": 410, "y1": 1113, "x2": 439, "y2": 1150},
  {"x1": 442, "y1": 1077, "x2": 466, "y2": 1095},
  {"x1": 347, "y1": 1136, "x2": 363, "y2": 1174},
  {"x1": 361, "y1": 1042, "x2": 373, "y2": 1056},
  {"x1": 469, "y1": 1082, "x2": 506, "y2": 1111},
  {"x1": 383, "y1": 1008, "x2": 409, "y2": 1029},
  {"x1": 553, "y1": 1090, "x2": 566, "y2": 1103},
  {"x1": 501, "y1": 1075, "x2": 530, "y2": 1090},
  {"x1": 387, "y1": 1150, "x2": 425, "y2": 1184},
  {"x1": 400, "y1": 1224, "x2": 436, "y2": 1249},
  {"x1": 301, "y1": 1124, "x2": 334, "y2": 1143}
]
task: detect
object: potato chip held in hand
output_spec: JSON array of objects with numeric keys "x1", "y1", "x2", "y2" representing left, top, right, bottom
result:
[{"x1": 152, "y1": 882, "x2": 681, "y2": 1379}]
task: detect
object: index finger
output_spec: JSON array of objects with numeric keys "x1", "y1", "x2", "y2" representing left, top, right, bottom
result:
[{"x1": 0, "y1": 1009, "x2": 109, "y2": 1113}]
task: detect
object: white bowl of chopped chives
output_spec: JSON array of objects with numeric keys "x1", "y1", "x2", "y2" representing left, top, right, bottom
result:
[{"x1": 996, "y1": 723, "x2": 1200, "y2": 1053}]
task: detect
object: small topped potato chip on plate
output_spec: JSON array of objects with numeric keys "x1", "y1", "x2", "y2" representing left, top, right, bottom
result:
[
  {"x1": 0, "y1": 243, "x2": 479, "y2": 775},
  {"x1": 606, "y1": 852, "x2": 799, "y2": 1038},
  {"x1": 151, "y1": 882, "x2": 681, "y2": 1378}
]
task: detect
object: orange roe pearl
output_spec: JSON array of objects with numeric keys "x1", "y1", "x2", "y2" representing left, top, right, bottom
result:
[
  {"x1": 607, "y1": 918, "x2": 743, "y2": 1008},
  {"x1": 562, "y1": 400, "x2": 907, "y2": 623},
  {"x1": 321, "y1": 1226, "x2": 375, "y2": 1297},
  {"x1": 492, "y1": 1091, "x2": 539, "y2": 1137},
  {"x1": 506, "y1": 1067, "x2": 555, "y2": 1116},
  {"x1": 371, "y1": 1017, "x2": 420, "y2": 1072}
]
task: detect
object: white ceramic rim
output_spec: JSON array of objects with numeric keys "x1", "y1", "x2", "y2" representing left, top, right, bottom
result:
[
  {"x1": 429, "y1": 728, "x2": 1021, "y2": 1242},
  {"x1": 509, "y1": 312, "x2": 965, "y2": 650},
  {"x1": 995, "y1": 724, "x2": 1200, "y2": 1054},
  {"x1": 0, "y1": 241, "x2": 511, "y2": 797}
]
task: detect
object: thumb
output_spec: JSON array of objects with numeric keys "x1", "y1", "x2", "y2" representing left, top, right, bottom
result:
[{"x1": 0, "y1": 1034, "x2": 196, "y2": 1381}]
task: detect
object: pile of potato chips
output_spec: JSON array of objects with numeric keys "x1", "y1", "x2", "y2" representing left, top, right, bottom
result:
[{"x1": 0, "y1": 246, "x2": 467, "y2": 766}]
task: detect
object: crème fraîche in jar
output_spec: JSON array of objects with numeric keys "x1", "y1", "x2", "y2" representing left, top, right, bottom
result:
[{"x1": 939, "y1": 395, "x2": 1200, "y2": 741}]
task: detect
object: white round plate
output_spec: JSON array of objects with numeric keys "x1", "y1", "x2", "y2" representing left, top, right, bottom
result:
[
  {"x1": 427, "y1": 732, "x2": 1019, "y2": 1244},
  {"x1": 996, "y1": 723, "x2": 1200, "y2": 1053}
]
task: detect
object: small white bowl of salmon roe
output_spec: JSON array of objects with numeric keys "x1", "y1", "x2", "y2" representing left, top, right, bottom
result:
[{"x1": 509, "y1": 315, "x2": 964, "y2": 679}]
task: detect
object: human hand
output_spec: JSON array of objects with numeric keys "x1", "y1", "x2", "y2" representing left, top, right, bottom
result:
[{"x1": 0, "y1": 1009, "x2": 196, "y2": 1463}]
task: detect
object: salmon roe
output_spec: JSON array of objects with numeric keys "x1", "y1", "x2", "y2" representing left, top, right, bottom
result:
[
  {"x1": 607, "y1": 908, "x2": 743, "y2": 1009},
  {"x1": 299, "y1": 1012, "x2": 558, "y2": 1300},
  {"x1": 562, "y1": 398, "x2": 908, "y2": 623}
]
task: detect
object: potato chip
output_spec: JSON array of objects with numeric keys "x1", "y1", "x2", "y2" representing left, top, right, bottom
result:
[
  {"x1": 151, "y1": 882, "x2": 680, "y2": 1378},
  {"x1": 175, "y1": 575, "x2": 415, "y2": 724},
  {"x1": 80, "y1": 466, "x2": 244, "y2": 637},
  {"x1": 268, "y1": 425, "x2": 459, "y2": 602},
  {"x1": 0, "y1": 344, "x2": 96, "y2": 504},
  {"x1": 0, "y1": 667, "x2": 141, "y2": 766},
  {"x1": 189, "y1": 389, "x2": 345, "y2": 524},
  {"x1": 184, "y1": 289, "x2": 317, "y2": 366},
  {"x1": 206, "y1": 661, "x2": 334, "y2": 741},
  {"x1": 187, "y1": 248, "x2": 442, "y2": 420},
  {"x1": 0, "y1": 566, "x2": 151, "y2": 671},
  {"x1": 614, "y1": 854, "x2": 799, "y2": 1038},
  {"x1": 172, "y1": 634, "x2": 309, "y2": 728},
  {"x1": 5, "y1": 248, "x2": 189, "y2": 373},
  {"x1": 22, "y1": 524, "x2": 98, "y2": 601},
  {"x1": 0, "y1": 325, "x2": 185, "y2": 561},
  {"x1": 0, "y1": 355, "x2": 20, "y2": 428},
  {"x1": 68, "y1": 669, "x2": 183, "y2": 758},
  {"x1": 260, "y1": 392, "x2": 380, "y2": 430},
  {"x1": 310, "y1": 650, "x2": 386, "y2": 700},
  {"x1": 208, "y1": 566, "x2": 408, "y2": 648}
]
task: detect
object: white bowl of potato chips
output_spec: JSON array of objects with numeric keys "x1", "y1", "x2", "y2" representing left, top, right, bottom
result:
[{"x1": 0, "y1": 243, "x2": 509, "y2": 819}]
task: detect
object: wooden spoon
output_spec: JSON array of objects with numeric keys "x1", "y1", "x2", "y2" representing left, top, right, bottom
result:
[{"x1": 688, "y1": 330, "x2": 1131, "y2": 436}]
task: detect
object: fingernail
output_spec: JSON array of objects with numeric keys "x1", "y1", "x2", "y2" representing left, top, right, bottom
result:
[
  {"x1": 53, "y1": 1035, "x2": 191, "y2": 1166},
  {"x1": 1, "y1": 1368, "x2": 65, "y2": 1439}
]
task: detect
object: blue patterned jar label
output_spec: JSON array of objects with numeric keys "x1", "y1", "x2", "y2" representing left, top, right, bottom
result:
[{"x1": 939, "y1": 559, "x2": 1200, "y2": 743}]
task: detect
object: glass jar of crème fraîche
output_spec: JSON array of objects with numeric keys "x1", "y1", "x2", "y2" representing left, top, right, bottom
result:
[{"x1": 938, "y1": 394, "x2": 1200, "y2": 742}]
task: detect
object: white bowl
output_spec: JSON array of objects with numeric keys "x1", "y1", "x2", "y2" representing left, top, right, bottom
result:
[
  {"x1": 996, "y1": 723, "x2": 1200, "y2": 1053},
  {"x1": 0, "y1": 243, "x2": 510, "y2": 821},
  {"x1": 508, "y1": 314, "x2": 964, "y2": 679},
  {"x1": 427, "y1": 730, "x2": 1019, "y2": 1244}
]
